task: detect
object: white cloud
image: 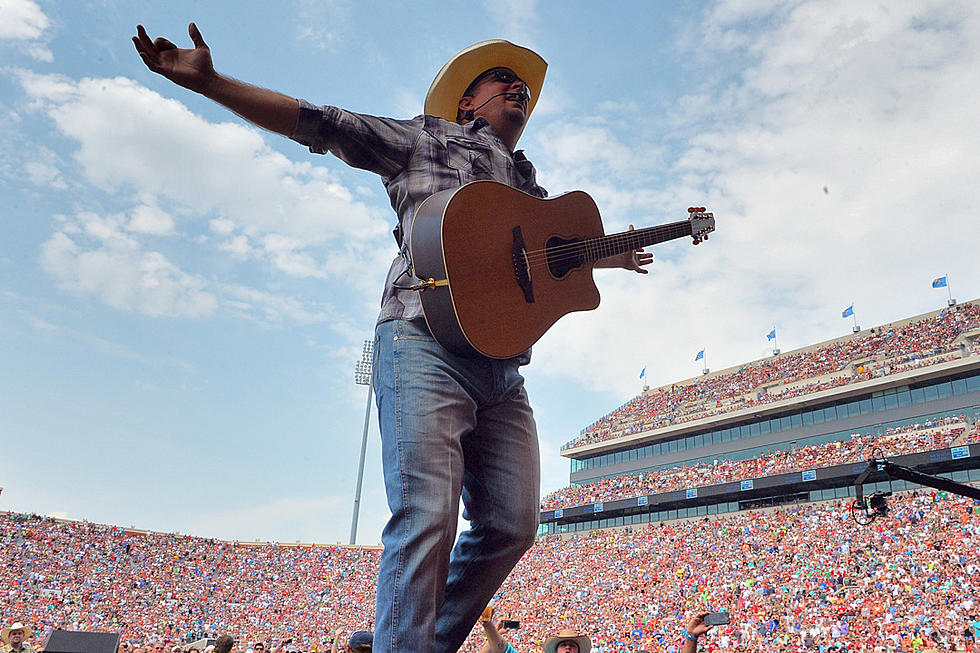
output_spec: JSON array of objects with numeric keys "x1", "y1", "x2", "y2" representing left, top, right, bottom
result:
[
  {"x1": 17, "y1": 72, "x2": 390, "y2": 280},
  {"x1": 532, "y1": 0, "x2": 980, "y2": 400},
  {"x1": 0, "y1": 0, "x2": 52, "y2": 61},
  {"x1": 127, "y1": 201, "x2": 175, "y2": 236},
  {"x1": 25, "y1": 160, "x2": 66, "y2": 189},
  {"x1": 40, "y1": 228, "x2": 218, "y2": 319}
]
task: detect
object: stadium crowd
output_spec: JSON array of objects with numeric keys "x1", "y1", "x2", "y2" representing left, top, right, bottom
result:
[
  {"x1": 565, "y1": 303, "x2": 980, "y2": 451},
  {"x1": 3, "y1": 491, "x2": 980, "y2": 653},
  {"x1": 540, "y1": 418, "x2": 977, "y2": 511}
]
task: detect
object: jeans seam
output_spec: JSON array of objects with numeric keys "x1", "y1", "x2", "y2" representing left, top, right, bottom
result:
[{"x1": 390, "y1": 325, "x2": 405, "y2": 653}]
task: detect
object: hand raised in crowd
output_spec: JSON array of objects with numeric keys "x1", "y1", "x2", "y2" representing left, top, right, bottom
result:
[{"x1": 133, "y1": 23, "x2": 216, "y2": 94}]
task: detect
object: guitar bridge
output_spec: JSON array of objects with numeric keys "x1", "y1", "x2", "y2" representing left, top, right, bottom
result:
[{"x1": 512, "y1": 226, "x2": 534, "y2": 303}]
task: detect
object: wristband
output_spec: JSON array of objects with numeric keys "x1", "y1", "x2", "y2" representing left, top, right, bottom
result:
[{"x1": 682, "y1": 630, "x2": 699, "y2": 642}]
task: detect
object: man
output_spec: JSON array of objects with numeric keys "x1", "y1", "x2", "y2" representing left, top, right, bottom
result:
[
  {"x1": 133, "y1": 25, "x2": 650, "y2": 653},
  {"x1": 0, "y1": 623, "x2": 35, "y2": 653}
]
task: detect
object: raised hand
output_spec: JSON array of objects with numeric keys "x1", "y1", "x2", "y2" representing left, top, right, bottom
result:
[{"x1": 132, "y1": 22, "x2": 215, "y2": 94}]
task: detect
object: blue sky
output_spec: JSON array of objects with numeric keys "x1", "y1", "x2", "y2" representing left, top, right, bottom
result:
[{"x1": 1, "y1": 0, "x2": 978, "y2": 544}]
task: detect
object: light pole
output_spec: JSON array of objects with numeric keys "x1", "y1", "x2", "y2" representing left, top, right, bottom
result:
[{"x1": 350, "y1": 339, "x2": 374, "y2": 545}]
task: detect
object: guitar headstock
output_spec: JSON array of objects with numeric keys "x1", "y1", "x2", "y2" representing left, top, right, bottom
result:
[{"x1": 687, "y1": 206, "x2": 715, "y2": 245}]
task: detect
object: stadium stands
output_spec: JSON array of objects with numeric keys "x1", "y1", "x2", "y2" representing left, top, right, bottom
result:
[
  {"x1": 3, "y1": 491, "x2": 980, "y2": 652},
  {"x1": 564, "y1": 303, "x2": 980, "y2": 451},
  {"x1": 541, "y1": 418, "x2": 978, "y2": 511}
]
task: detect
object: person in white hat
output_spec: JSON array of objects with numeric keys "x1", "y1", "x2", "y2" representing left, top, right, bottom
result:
[
  {"x1": 0, "y1": 623, "x2": 35, "y2": 653},
  {"x1": 133, "y1": 23, "x2": 651, "y2": 653}
]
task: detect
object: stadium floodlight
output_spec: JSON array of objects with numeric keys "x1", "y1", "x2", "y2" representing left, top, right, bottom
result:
[{"x1": 350, "y1": 339, "x2": 374, "y2": 545}]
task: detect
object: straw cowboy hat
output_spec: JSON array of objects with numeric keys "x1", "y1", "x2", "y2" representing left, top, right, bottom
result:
[
  {"x1": 542, "y1": 629, "x2": 591, "y2": 653},
  {"x1": 424, "y1": 39, "x2": 547, "y2": 124},
  {"x1": 1, "y1": 623, "x2": 33, "y2": 643}
]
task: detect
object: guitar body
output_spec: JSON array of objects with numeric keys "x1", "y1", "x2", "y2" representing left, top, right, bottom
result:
[{"x1": 409, "y1": 180, "x2": 604, "y2": 359}]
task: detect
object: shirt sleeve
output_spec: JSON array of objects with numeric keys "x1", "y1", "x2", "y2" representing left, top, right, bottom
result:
[{"x1": 291, "y1": 99, "x2": 423, "y2": 181}]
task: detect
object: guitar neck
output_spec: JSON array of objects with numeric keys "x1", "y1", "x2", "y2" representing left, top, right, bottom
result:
[{"x1": 579, "y1": 221, "x2": 693, "y2": 263}]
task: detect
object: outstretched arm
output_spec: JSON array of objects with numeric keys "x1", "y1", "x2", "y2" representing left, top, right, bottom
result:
[{"x1": 133, "y1": 22, "x2": 299, "y2": 137}]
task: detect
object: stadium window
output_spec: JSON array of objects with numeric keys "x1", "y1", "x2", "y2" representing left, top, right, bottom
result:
[
  {"x1": 952, "y1": 379, "x2": 968, "y2": 395},
  {"x1": 780, "y1": 415, "x2": 792, "y2": 430},
  {"x1": 809, "y1": 491, "x2": 821, "y2": 502},
  {"x1": 675, "y1": 438, "x2": 685, "y2": 452},
  {"x1": 811, "y1": 409, "x2": 824, "y2": 425},
  {"x1": 707, "y1": 503, "x2": 717, "y2": 514},
  {"x1": 668, "y1": 509, "x2": 678, "y2": 520},
  {"x1": 883, "y1": 393, "x2": 898, "y2": 410},
  {"x1": 791, "y1": 413, "x2": 802, "y2": 428},
  {"x1": 835, "y1": 405, "x2": 849, "y2": 420},
  {"x1": 923, "y1": 385, "x2": 939, "y2": 401},
  {"x1": 910, "y1": 387, "x2": 925, "y2": 403},
  {"x1": 860, "y1": 398, "x2": 873, "y2": 414},
  {"x1": 697, "y1": 505, "x2": 707, "y2": 516},
  {"x1": 896, "y1": 390, "x2": 911, "y2": 407},
  {"x1": 728, "y1": 501, "x2": 739, "y2": 513},
  {"x1": 872, "y1": 396, "x2": 886, "y2": 411},
  {"x1": 688, "y1": 435, "x2": 696, "y2": 449},
  {"x1": 970, "y1": 469, "x2": 980, "y2": 482},
  {"x1": 802, "y1": 411, "x2": 813, "y2": 426},
  {"x1": 953, "y1": 470, "x2": 969, "y2": 482},
  {"x1": 937, "y1": 382, "x2": 953, "y2": 399},
  {"x1": 824, "y1": 406, "x2": 838, "y2": 422},
  {"x1": 643, "y1": 445, "x2": 653, "y2": 458},
  {"x1": 748, "y1": 422, "x2": 759, "y2": 436},
  {"x1": 720, "y1": 429, "x2": 731, "y2": 443},
  {"x1": 967, "y1": 374, "x2": 980, "y2": 392}
]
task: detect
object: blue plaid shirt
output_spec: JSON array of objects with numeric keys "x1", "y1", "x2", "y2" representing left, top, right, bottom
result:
[{"x1": 291, "y1": 100, "x2": 548, "y2": 323}]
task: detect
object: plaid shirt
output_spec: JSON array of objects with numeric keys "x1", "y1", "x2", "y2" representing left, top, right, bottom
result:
[{"x1": 291, "y1": 99, "x2": 548, "y2": 322}]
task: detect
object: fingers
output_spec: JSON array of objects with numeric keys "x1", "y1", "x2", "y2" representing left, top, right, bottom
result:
[
  {"x1": 188, "y1": 22, "x2": 207, "y2": 48},
  {"x1": 154, "y1": 37, "x2": 177, "y2": 51},
  {"x1": 133, "y1": 25, "x2": 156, "y2": 56}
]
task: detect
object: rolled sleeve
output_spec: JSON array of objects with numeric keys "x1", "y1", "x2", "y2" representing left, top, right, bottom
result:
[{"x1": 291, "y1": 99, "x2": 422, "y2": 180}]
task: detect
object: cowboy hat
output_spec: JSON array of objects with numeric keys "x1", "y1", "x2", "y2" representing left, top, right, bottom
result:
[
  {"x1": 424, "y1": 40, "x2": 547, "y2": 124},
  {"x1": 542, "y1": 629, "x2": 591, "y2": 653},
  {"x1": 1, "y1": 623, "x2": 33, "y2": 643}
]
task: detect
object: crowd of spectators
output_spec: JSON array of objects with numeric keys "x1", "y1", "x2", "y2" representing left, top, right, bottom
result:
[
  {"x1": 4, "y1": 490, "x2": 980, "y2": 652},
  {"x1": 541, "y1": 418, "x2": 977, "y2": 511},
  {"x1": 565, "y1": 303, "x2": 980, "y2": 451}
]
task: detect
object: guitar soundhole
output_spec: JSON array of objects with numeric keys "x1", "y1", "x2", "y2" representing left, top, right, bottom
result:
[{"x1": 545, "y1": 235, "x2": 583, "y2": 278}]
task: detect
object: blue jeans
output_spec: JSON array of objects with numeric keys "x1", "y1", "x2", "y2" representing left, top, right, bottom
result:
[{"x1": 372, "y1": 318, "x2": 540, "y2": 653}]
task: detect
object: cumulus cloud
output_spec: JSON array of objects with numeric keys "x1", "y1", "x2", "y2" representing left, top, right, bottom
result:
[
  {"x1": 40, "y1": 227, "x2": 218, "y2": 319},
  {"x1": 0, "y1": 0, "x2": 52, "y2": 61},
  {"x1": 530, "y1": 0, "x2": 980, "y2": 401},
  {"x1": 14, "y1": 71, "x2": 399, "y2": 327},
  {"x1": 17, "y1": 72, "x2": 390, "y2": 278}
]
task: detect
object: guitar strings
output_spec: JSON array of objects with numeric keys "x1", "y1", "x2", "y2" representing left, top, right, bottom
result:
[{"x1": 520, "y1": 222, "x2": 693, "y2": 267}]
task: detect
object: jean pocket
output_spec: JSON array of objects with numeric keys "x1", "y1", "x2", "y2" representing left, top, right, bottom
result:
[{"x1": 393, "y1": 318, "x2": 436, "y2": 342}]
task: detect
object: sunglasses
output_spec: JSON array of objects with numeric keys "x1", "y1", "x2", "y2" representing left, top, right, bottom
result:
[{"x1": 466, "y1": 69, "x2": 531, "y2": 100}]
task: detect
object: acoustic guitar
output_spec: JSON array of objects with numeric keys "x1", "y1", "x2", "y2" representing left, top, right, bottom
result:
[{"x1": 408, "y1": 179, "x2": 715, "y2": 359}]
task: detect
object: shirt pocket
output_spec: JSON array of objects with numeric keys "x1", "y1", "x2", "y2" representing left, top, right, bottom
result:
[{"x1": 445, "y1": 136, "x2": 494, "y2": 183}]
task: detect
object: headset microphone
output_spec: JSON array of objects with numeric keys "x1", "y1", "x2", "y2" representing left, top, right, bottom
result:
[{"x1": 460, "y1": 88, "x2": 529, "y2": 123}]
